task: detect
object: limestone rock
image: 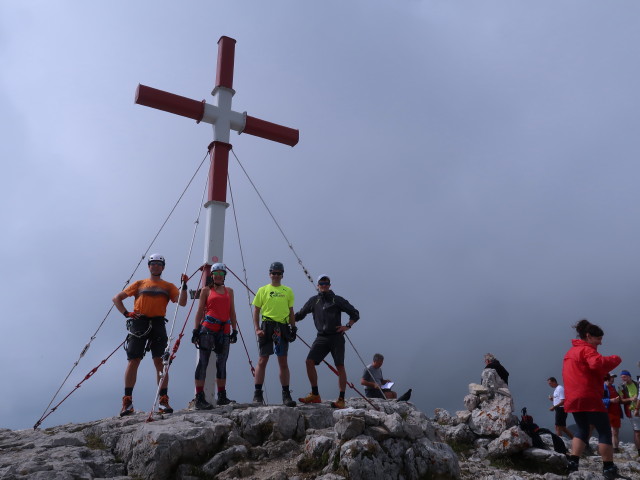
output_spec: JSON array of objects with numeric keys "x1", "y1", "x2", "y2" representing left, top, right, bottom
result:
[
  {"x1": 434, "y1": 408, "x2": 455, "y2": 425},
  {"x1": 468, "y1": 392, "x2": 517, "y2": 436},
  {"x1": 469, "y1": 383, "x2": 490, "y2": 395},
  {"x1": 456, "y1": 410, "x2": 472, "y2": 424},
  {"x1": 481, "y1": 368, "x2": 508, "y2": 390},
  {"x1": 487, "y1": 426, "x2": 531, "y2": 458},
  {"x1": 3, "y1": 400, "x2": 458, "y2": 480},
  {"x1": 464, "y1": 393, "x2": 479, "y2": 411}
]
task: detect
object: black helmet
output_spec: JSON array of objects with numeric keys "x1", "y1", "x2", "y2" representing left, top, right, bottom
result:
[{"x1": 269, "y1": 261, "x2": 284, "y2": 272}]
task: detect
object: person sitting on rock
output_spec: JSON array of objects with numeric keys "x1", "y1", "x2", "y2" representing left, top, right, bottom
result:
[
  {"x1": 361, "y1": 353, "x2": 411, "y2": 401},
  {"x1": 483, "y1": 353, "x2": 509, "y2": 385}
]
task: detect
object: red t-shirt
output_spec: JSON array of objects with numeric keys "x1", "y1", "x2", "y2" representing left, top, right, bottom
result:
[{"x1": 203, "y1": 286, "x2": 231, "y2": 334}]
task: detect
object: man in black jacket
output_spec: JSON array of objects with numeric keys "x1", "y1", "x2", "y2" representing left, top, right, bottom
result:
[{"x1": 295, "y1": 274, "x2": 359, "y2": 409}]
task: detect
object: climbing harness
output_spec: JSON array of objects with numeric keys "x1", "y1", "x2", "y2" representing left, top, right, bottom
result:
[
  {"x1": 34, "y1": 150, "x2": 210, "y2": 429},
  {"x1": 146, "y1": 172, "x2": 209, "y2": 421}
]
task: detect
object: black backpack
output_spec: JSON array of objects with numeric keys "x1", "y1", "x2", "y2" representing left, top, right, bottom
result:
[{"x1": 518, "y1": 407, "x2": 568, "y2": 454}]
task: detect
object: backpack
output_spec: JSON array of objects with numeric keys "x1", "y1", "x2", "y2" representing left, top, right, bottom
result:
[{"x1": 518, "y1": 407, "x2": 568, "y2": 454}]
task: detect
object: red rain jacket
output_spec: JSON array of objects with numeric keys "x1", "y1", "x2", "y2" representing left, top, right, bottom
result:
[{"x1": 562, "y1": 339, "x2": 621, "y2": 413}]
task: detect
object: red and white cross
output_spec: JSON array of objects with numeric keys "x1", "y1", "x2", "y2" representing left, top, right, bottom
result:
[{"x1": 135, "y1": 36, "x2": 299, "y2": 280}]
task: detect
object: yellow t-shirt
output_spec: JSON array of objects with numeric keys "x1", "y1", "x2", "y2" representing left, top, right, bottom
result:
[
  {"x1": 123, "y1": 278, "x2": 179, "y2": 317},
  {"x1": 252, "y1": 284, "x2": 294, "y2": 324}
]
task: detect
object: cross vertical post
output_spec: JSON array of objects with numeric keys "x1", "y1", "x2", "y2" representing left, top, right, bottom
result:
[{"x1": 135, "y1": 35, "x2": 299, "y2": 402}]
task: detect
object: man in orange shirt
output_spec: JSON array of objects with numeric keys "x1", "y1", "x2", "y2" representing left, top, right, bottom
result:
[{"x1": 113, "y1": 253, "x2": 188, "y2": 416}]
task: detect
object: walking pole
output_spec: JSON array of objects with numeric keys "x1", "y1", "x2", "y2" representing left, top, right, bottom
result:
[
  {"x1": 297, "y1": 334, "x2": 379, "y2": 411},
  {"x1": 344, "y1": 333, "x2": 388, "y2": 400}
]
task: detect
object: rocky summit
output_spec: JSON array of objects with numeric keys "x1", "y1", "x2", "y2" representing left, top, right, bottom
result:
[
  {"x1": 2, "y1": 398, "x2": 458, "y2": 480},
  {"x1": 3, "y1": 371, "x2": 640, "y2": 479}
]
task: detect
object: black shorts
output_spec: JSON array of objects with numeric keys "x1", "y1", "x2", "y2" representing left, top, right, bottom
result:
[
  {"x1": 365, "y1": 388, "x2": 392, "y2": 399},
  {"x1": 125, "y1": 317, "x2": 168, "y2": 360},
  {"x1": 307, "y1": 334, "x2": 345, "y2": 366},
  {"x1": 258, "y1": 321, "x2": 290, "y2": 357},
  {"x1": 554, "y1": 406, "x2": 568, "y2": 427},
  {"x1": 572, "y1": 411, "x2": 612, "y2": 445}
]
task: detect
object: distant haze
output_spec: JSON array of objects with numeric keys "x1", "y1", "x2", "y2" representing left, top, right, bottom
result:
[{"x1": 2, "y1": 1, "x2": 639, "y2": 433}]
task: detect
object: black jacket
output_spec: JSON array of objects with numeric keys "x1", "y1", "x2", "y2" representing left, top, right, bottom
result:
[
  {"x1": 485, "y1": 360, "x2": 509, "y2": 385},
  {"x1": 295, "y1": 290, "x2": 359, "y2": 335}
]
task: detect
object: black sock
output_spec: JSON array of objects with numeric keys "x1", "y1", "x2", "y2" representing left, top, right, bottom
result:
[
  {"x1": 603, "y1": 461, "x2": 614, "y2": 469},
  {"x1": 218, "y1": 389, "x2": 226, "y2": 395},
  {"x1": 569, "y1": 455, "x2": 579, "y2": 464},
  {"x1": 124, "y1": 387, "x2": 133, "y2": 397},
  {"x1": 311, "y1": 386, "x2": 319, "y2": 395},
  {"x1": 339, "y1": 391, "x2": 345, "y2": 399},
  {"x1": 255, "y1": 384, "x2": 263, "y2": 391},
  {"x1": 159, "y1": 388, "x2": 168, "y2": 397},
  {"x1": 282, "y1": 385, "x2": 290, "y2": 393}
]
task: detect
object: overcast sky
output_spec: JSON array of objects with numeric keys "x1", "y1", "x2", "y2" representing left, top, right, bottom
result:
[{"x1": 2, "y1": 1, "x2": 640, "y2": 433}]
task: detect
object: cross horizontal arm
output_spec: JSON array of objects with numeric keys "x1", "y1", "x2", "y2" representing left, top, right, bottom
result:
[
  {"x1": 244, "y1": 116, "x2": 299, "y2": 147},
  {"x1": 135, "y1": 84, "x2": 299, "y2": 146},
  {"x1": 135, "y1": 84, "x2": 205, "y2": 122}
]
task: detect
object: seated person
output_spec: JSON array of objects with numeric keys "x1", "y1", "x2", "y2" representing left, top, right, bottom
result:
[{"x1": 361, "y1": 353, "x2": 411, "y2": 401}]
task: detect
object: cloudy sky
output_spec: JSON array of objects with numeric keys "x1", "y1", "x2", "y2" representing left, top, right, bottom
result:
[{"x1": 2, "y1": 1, "x2": 640, "y2": 434}]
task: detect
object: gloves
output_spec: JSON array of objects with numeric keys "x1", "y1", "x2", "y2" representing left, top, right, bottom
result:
[
  {"x1": 287, "y1": 325, "x2": 297, "y2": 342},
  {"x1": 191, "y1": 328, "x2": 200, "y2": 346},
  {"x1": 123, "y1": 311, "x2": 141, "y2": 320},
  {"x1": 181, "y1": 274, "x2": 189, "y2": 290},
  {"x1": 230, "y1": 329, "x2": 238, "y2": 344}
]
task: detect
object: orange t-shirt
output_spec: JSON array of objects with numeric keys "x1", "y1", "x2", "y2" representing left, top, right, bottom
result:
[{"x1": 123, "y1": 278, "x2": 179, "y2": 317}]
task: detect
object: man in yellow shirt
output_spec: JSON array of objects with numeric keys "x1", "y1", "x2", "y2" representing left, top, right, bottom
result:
[
  {"x1": 113, "y1": 254, "x2": 187, "y2": 416},
  {"x1": 252, "y1": 261, "x2": 296, "y2": 406}
]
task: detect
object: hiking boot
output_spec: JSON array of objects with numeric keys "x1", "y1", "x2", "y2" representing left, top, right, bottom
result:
[
  {"x1": 566, "y1": 459, "x2": 579, "y2": 474},
  {"x1": 330, "y1": 398, "x2": 346, "y2": 409},
  {"x1": 282, "y1": 390, "x2": 296, "y2": 407},
  {"x1": 194, "y1": 391, "x2": 213, "y2": 410},
  {"x1": 252, "y1": 389, "x2": 264, "y2": 404},
  {"x1": 603, "y1": 464, "x2": 620, "y2": 480},
  {"x1": 298, "y1": 392, "x2": 321, "y2": 404},
  {"x1": 120, "y1": 395, "x2": 134, "y2": 417},
  {"x1": 397, "y1": 389, "x2": 412, "y2": 402},
  {"x1": 158, "y1": 395, "x2": 174, "y2": 414},
  {"x1": 217, "y1": 391, "x2": 234, "y2": 406}
]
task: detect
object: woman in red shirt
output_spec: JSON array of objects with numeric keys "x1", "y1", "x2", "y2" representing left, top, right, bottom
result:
[
  {"x1": 562, "y1": 319, "x2": 621, "y2": 478},
  {"x1": 192, "y1": 263, "x2": 238, "y2": 409}
]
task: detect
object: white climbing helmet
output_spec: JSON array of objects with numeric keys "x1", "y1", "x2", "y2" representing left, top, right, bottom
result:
[{"x1": 148, "y1": 253, "x2": 166, "y2": 266}]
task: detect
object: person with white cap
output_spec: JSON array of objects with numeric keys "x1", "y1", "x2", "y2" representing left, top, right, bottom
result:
[{"x1": 296, "y1": 274, "x2": 359, "y2": 409}]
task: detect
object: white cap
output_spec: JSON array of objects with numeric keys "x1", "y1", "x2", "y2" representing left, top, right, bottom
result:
[{"x1": 317, "y1": 274, "x2": 331, "y2": 283}]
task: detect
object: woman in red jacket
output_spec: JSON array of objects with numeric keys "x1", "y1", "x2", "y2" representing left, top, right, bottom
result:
[{"x1": 562, "y1": 319, "x2": 621, "y2": 478}]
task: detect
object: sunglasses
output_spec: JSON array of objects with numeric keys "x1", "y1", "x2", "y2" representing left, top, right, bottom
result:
[
  {"x1": 149, "y1": 261, "x2": 164, "y2": 266},
  {"x1": 211, "y1": 271, "x2": 226, "y2": 276},
  {"x1": 270, "y1": 271, "x2": 283, "y2": 276},
  {"x1": 318, "y1": 281, "x2": 330, "y2": 286}
]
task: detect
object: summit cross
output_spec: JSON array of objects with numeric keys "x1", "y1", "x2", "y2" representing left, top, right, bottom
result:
[{"x1": 135, "y1": 35, "x2": 299, "y2": 279}]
